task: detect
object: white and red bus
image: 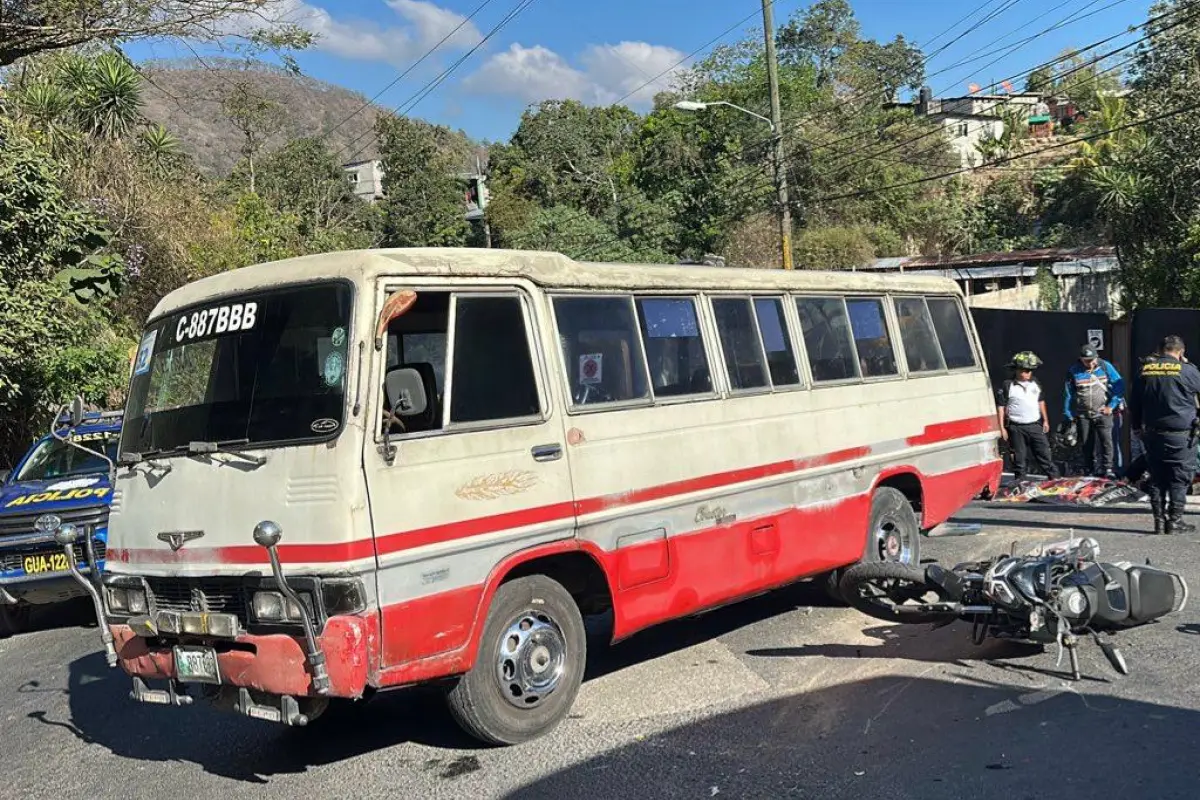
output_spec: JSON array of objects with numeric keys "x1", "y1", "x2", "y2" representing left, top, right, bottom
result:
[{"x1": 60, "y1": 248, "x2": 1001, "y2": 745}]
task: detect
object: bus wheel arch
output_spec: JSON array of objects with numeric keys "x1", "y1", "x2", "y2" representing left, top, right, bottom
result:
[
  {"x1": 822, "y1": 473, "x2": 925, "y2": 603},
  {"x1": 446, "y1": 546, "x2": 614, "y2": 745}
]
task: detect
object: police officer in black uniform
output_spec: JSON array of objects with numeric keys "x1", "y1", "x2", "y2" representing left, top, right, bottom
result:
[{"x1": 1137, "y1": 335, "x2": 1200, "y2": 534}]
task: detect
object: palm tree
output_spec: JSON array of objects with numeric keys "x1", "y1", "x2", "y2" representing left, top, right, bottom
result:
[{"x1": 75, "y1": 53, "x2": 144, "y2": 140}]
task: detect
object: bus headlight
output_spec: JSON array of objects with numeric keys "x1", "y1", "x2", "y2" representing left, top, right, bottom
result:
[
  {"x1": 105, "y1": 585, "x2": 148, "y2": 615},
  {"x1": 251, "y1": 591, "x2": 305, "y2": 623}
]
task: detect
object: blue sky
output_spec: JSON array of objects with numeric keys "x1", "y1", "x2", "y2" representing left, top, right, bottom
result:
[{"x1": 127, "y1": 0, "x2": 1157, "y2": 143}]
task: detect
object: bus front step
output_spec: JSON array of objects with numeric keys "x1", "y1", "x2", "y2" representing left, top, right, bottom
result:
[
  {"x1": 233, "y1": 687, "x2": 312, "y2": 726},
  {"x1": 130, "y1": 676, "x2": 193, "y2": 707}
]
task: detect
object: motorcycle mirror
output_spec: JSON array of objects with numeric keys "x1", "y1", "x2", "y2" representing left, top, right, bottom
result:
[{"x1": 1100, "y1": 640, "x2": 1130, "y2": 676}]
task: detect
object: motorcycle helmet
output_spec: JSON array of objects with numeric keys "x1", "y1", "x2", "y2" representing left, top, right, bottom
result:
[
  {"x1": 1057, "y1": 419, "x2": 1079, "y2": 448},
  {"x1": 1008, "y1": 351, "x2": 1042, "y2": 370}
]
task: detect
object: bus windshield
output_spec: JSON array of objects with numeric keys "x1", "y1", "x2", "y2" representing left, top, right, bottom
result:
[
  {"x1": 16, "y1": 435, "x2": 119, "y2": 482},
  {"x1": 121, "y1": 281, "x2": 354, "y2": 456}
]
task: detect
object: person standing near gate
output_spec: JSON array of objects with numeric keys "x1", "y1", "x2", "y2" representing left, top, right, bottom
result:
[
  {"x1": 1137, "y1": 335, "x2": 1200, "y2": 534},
  {"x1": 1064, "y1": 344, "x2": 1124, "y2": 478},
  {"x1": 997, "y1": 351, "x2": 1058, "y2": 480}
]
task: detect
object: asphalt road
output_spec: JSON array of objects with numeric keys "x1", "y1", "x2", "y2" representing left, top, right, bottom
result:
[{"x1": 4, "y1": 501, "x2": 1200, "y2": 799}]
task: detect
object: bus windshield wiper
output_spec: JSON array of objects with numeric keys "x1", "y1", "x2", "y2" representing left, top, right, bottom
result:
[
  {"x1": 118, "y1": 448, "x2": 178, "y2": 469},
  {"x1": 186, "y1": 439, "x2": 267, "y2": 467}
]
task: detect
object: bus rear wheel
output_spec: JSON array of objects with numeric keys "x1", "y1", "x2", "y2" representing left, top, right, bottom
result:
[
  {"x1": 445, "y1": 574, "x2": 586, "y2": 746},
  {"x1": 823, "y1": 486, "x2": 922, "y2": 603}
]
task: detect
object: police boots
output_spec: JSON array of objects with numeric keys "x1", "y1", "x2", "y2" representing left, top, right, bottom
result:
[
  {"x1": 1150, "y1": 496, "x2": 1166, "y2": 535},
  {"x1": 1166, "y1": 513, "x2": 1197, "y2": 535}
]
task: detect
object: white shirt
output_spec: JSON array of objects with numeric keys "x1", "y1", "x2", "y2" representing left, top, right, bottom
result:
[{"x1": 1005, "y1": 380, "x2": 1043, "y2": 424}]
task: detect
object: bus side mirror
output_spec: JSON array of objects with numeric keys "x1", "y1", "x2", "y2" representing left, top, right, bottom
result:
[{"x1": 385, "y1": 368, "x2": 428, "y2": 417}]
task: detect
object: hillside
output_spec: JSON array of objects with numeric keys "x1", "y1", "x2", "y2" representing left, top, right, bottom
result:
[{"x1": 139, "y1": 59, "x2": 479, "y2": 177}]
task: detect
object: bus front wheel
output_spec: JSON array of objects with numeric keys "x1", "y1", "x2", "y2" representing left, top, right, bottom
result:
[
  {"x1": 822, "y1": 487, "x2": 922, "y2": 603},
  {"x1": 445, "y1": 574, "x2": 586, "y2": 746}
]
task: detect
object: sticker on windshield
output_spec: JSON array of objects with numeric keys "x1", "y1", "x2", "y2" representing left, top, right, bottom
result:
[
  {"x1": 46, "y1": 477, "x2": 101, "y2": 492},
  {"x1": 323, "y1": 351, "x2": 345, "y2": 387},
  {"x1": 579, "y1": 353, "x2": 603, "y2": 385},
  {"x1": 311, "y1": 418, "x2": 339, "y2": 434},
  {"x1": 173, "y1": 301, "x2": 258, "y2": 345},
  {"x1": 331, "y1": 327, "x2": 346, "y2": 348},
  {"x1": 134, "y1": 330, "x2": 158, "y2": 375}
]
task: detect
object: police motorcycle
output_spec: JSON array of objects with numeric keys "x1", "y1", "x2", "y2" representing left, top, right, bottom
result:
[{"x1": 839, "y1": 536, "x2": 1187, "y2": 681}]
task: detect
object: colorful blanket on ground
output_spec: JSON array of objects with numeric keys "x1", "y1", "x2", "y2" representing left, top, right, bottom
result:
[{"x1": 994, "y1": 476, "x2": 1148, "y2": 506}]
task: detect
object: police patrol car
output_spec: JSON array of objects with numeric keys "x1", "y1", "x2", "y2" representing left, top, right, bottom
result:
[{"x1": 0, "y1": 409, "x2": 121, "y2": 636}]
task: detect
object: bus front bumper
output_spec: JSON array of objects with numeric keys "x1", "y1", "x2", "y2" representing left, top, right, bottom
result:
[{"x1": 110, "y1": 615, "x2": 375, "y2": 724}]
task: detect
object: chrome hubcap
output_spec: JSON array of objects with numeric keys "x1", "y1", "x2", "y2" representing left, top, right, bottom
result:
[
  {"x1": 876, "y1": 519, "x2": 911, "y2": 563},
  {"x1": 495, "y1": 611, "x2": 567, "y2": 709}
]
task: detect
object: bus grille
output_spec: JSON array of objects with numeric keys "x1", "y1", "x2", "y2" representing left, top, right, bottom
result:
[{"x1": 144, "y1": 577, "x2": 250, "y2": 621}]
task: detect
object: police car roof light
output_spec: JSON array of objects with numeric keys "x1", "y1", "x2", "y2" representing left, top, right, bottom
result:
[{"x1": 55, "y1": 409, "x2": 124, "y2": 426}]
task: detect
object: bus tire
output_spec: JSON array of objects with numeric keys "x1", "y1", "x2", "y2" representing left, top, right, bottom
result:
[
  {"x1": 822, "y1": 487, "x2": 921, "y2": 604},
  {"x1": 445, "y1": 574, "x2": 586, "y2": 746},
  {"x1": 0, "y1": 603, "x2": 32, "y2": 638}
]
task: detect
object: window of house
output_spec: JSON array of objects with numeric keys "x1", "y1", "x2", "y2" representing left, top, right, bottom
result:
[
  {"x1": 553, "y1": 295, "x2": 650, "y2": 407},
  {"x1": 893, "y1": 297, "x2": 946, "y2": 373},
  {"x1": 636, "y1": 297, "x2": 713, "y2": 398},
  {"x1": 796, "y1": 296, "x2": 859, "y2": 383},
  {"x1": 927, "y1": 296, "x2": 978, "y2": 369},
  {"x1": 713, "y1": 298, "x2": 769, "y2": 391},
  {"x1": 956, "y1": 122, "x2": 969, "y2": 138},
  {"x1": 754, "y1": 297, "x2": 801, "y2": 386},
  {"x1": 846, "y1": 298, "x2": 898, "y2": 378}
]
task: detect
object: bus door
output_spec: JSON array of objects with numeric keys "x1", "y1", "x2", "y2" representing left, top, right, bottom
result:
[{"x1": 363, "y1": 282, "x2": 575, "y2": 668}]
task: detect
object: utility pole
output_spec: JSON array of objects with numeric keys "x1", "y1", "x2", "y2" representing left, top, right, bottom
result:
[{"x1": 761, "y1": 0, "x2": 793, "y2": 269}]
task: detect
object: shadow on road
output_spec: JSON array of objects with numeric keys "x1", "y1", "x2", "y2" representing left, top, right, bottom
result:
[{"x1": 503, "y1": 676, "x2": 1200, "y2": 799}]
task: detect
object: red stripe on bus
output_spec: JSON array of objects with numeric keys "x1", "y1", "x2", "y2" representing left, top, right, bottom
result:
[{"x1": 109, "y1": 414, "x2": 997, "y2": 566}]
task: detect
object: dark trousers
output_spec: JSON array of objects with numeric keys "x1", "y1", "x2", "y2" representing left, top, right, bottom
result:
[
  {"x1": 1007, "y1": 422, "x2": 1057, "y2": 478},
  {"x1": 1076, "y1": 414, "x2": 1115, "y2": 475},
  {"x1": 1144, "y1": 430, "x2": 1192, "y2": 519}
]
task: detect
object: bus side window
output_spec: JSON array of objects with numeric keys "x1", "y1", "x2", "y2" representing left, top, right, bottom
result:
[
  {"x1": 712, "y1": 298, "x2": 769, "y2": 391},
  {"x1": 635, "y1": 297, "x2": 713, "y2": 398},
  {"x1": 846, "y1": 297, "x2": 898, "y2": 378},
  {"x1": 927, "y1": 297, "x2": 978, "y2": 369},
  {"x1": 448, "y1": 295, "x2": 541, "y2": 424},
  {"x1": 381, "y1": 291, "x2": 449, "y2": 435},
  {"x1": 795, "y1": 296, "x2": 860, "y2": 383},
  {"x1": 893, "y1": 297, "x2": 946, "y2": 373},
  {"x1": 553, "y1": 295, "x2": 650, "y2": 407}
]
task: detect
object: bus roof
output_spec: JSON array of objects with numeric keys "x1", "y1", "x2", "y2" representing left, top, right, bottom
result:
[{"x1": 151, "y1": 248, "x2": 964, "y2": 321}]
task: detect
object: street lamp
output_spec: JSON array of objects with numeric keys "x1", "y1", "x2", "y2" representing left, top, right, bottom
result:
[{"x1": 674, "y1": 99, "x2": 793, "y2": 269}]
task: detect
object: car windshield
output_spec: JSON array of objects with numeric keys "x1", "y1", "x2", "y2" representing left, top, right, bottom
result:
[
  {"x1": 121, "y1": 281, "x2": 354, "y2": 456},
  {"x1": 15, "y1": 434, "x2": 119, "y2": 482}
]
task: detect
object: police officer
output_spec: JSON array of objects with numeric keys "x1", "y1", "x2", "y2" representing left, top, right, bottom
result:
[
  {"x1": 1137, "y1": 335, "x2": 1200, "y2": 534},
  {"x1": 996, "y1": 351, "x2": 1058, "y2": 480}
]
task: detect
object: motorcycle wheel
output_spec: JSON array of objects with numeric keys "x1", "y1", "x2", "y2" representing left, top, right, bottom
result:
[{"x1": 838, "y1": 561, "x2": 959, "y2": 625}]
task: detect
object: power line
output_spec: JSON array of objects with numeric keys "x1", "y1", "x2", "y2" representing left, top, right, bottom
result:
[
  {"x1": 335, "y1": 0, "x2": 537, "y2": 164},
  {"x1": 319, "y1": 0, "x2": 496, "y2": 143}
]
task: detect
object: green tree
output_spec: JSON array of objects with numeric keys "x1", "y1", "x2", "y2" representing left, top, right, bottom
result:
[
  {"x1": 376, "y1": 114, "x2": 469, "y2": 247},
  {"x1": 222, "y1": 79, "x2": 286, "y2": 194},
  {"x1": 0, "y1": 1, "x2": 311, "y2": 67}
]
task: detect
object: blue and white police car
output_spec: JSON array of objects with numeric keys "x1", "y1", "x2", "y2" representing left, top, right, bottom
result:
[{"x1": 0, "y1": 410, "x2": 121, "y2": 636}]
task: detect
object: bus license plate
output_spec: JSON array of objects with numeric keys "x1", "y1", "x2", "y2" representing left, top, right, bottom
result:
[
  {"x1": 23, "y1": 552, "x2": 70, "y2": 575},
  {"x1": 174, "y1": 646, "x2": 221, "y2": 684}
]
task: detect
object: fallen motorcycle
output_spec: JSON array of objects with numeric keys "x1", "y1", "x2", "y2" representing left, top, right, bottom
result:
[{"x1": 838, "y1": 537, "x2": 1189, "y2": 680}]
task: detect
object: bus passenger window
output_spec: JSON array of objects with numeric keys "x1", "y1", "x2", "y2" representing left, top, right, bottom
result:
[
  {"x1": 927, "y1": 297, "x2": 977, "y2": 369},
  {"x1": 846, "y1": 298, "x2": 898, "y2": 378},
  {"x1": 713, "y1": 298, "x2": 768, "y2": 391},
  {"x1": 449, "y1": 295, "x2": 541, "y2": 424},
  {"x1": 753, "y1": 298, "x2": 801, "y2": 387},
  {"x1": 382, "y1": 291, "x2": 449, "y2": 435},
  {"x1": 636, "y1": 297, "x2": 713, "y2": 398},
  {"x1": 796, "y1": 297, "x2": 859, "y2": 383},
  {"x1": 893, "y1": 297, "x2": 946, "y2": 373},
  {"x1": 553, "y1": 296, "x2": 650, "y2": 407}
]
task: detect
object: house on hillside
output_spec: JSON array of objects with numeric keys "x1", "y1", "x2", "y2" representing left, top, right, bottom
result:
[{"x1": 343, "y1": 159, "x2": 385, "y2": 202}]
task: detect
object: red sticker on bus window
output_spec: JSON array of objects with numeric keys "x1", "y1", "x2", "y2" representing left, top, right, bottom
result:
[{"x1": 579, "y1": 354, "x2": 602, "y2": 385}]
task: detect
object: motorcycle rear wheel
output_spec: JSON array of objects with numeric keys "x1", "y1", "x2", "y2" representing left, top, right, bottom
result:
[{"x1": 839, "y1": 561, "x2": 959, "y2": 625}]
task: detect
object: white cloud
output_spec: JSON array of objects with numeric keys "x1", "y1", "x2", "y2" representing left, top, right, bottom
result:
[
  {"x1": 265, "y1": 0, "x2": 482, "y2": 67},
  {"x1": 463, "y1": 41, "x2": 687, "y2": 108}
]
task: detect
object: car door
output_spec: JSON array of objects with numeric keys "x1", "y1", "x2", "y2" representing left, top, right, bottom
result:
[{"x1": 362, "y1": 281, "x2": 575, "y2": 668}]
